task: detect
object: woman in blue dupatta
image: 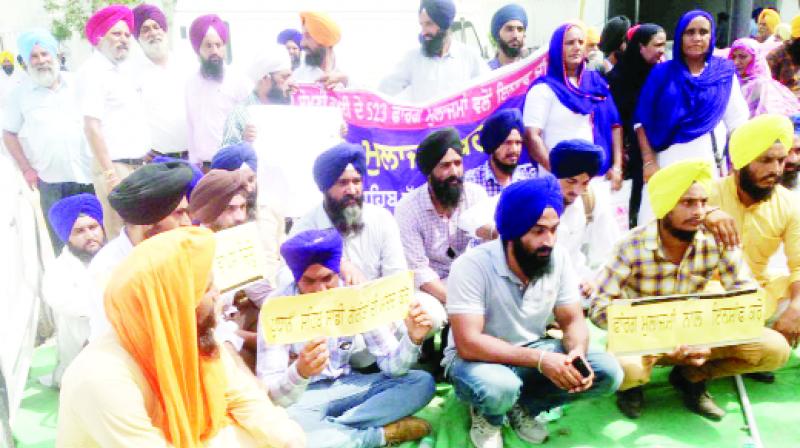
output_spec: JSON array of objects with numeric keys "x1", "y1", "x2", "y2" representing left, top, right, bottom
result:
[
  {"x1": 522, "y1": 22, "x2": 624, "y2": 190},
  {"x1": 635, "y1": 10, "x2": 749, "y2": 223}
]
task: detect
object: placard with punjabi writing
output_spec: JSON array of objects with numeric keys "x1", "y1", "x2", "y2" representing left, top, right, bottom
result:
[
  {"x1": 259, "y1": 271, "x2": 414, "y2": 344},
  {"x1": 607, "y1": 289, "x2": 764, "y2": 356},
  {"x1": 212, "y1": 222, "x2": 268, "y2": 292}
]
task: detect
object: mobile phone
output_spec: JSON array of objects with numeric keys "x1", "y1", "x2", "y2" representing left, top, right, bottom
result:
[{"x1": 571, "y1": 357, "x2": 591, "y2": 378}]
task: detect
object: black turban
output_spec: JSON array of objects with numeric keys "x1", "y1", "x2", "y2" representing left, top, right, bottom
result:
[
  {"x1": 416, "y1": 127, "x2": 463, "y2": 176},
  {"x1": 109, "y1": 162, "x2": 193, "y2": 225}
]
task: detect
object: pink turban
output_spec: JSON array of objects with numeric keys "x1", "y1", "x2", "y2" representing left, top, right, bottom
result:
[
  {"x1": 189, "y1": 14, "x2": 229, "y2": 54},
  {"x1": 85, "y1": 5, "x2": 134, "y2": 46}
]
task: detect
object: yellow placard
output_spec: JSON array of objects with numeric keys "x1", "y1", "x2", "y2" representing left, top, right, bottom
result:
[
  {"x1": 607, "y1": 289, "x2": 765, "y2": 355},
  {"x1": 212, "y1": 222, "x2": 268, "y2": 292},
  {"x1": 259, "y1": 271, "x2": 414, "y2": 345}
]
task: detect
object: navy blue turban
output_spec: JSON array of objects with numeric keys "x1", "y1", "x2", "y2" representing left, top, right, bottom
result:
[
  {"x1": 313, "y1": 143, "x2": 367, "y2": 192},
  {"x1": 549, "y1": 139, "x2": 605, "y2": 179},
  {"x1": 420, "y1": 0, "x2": 456, "y2": 31},
  {"x1": 277, "y1": 28, "x2": 302, "y2": 46},
  {"x1": 151, "y1": 156, "x2": 203, "y2": 199},
  {"x1": 417, "y1": 127, "x2": 463, "y2": 176},
  {"x1": 491, "y1": 4, "x2": 528, "y2": 40},
  {"x1": 211, "y1": 143, "x2": 258, "y2": 172},
  {"x1": 479, "y1": 109, "x2": 524, "y2": 154},
  {"x1": 495, "y1": 174, "x2": 564, "y2": 241},
  {"x1": 109, "y1": 162, "x2": 194, "y2": 225},
  {"x1": 48, "y1": 193, "x2": 103, "y2": 243},
  {"x1": 281, "y1": 228, "x2": 343, "y2": 283}
]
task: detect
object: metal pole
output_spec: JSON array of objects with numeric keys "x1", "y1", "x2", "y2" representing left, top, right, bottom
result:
[
  {"x1": 734, "y1": 375, "x2": 764, "y2": 448},
  {"x1": 635, "y1": 0, "x2": 640, "y2": 24}
]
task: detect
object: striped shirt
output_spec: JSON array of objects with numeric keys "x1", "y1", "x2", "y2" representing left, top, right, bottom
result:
[{"x1": 589, "y1": 220, "x2": 755, "y2": 329}]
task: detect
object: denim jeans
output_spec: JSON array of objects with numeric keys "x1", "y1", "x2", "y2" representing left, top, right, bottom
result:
[
  {"x1": 448, "y1": 339, "x2": 623, "y2": 426},
  {"x1": 287, "y1": 370, "x2": 436, "y2": 448},
  {"x1": 38, "y1": 180, "x2": 95, "y2": 254}
]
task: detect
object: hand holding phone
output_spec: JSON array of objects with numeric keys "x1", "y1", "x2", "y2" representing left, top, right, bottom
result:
[{"x1": 571, "y1": 356, "x2": 591, "y2": 378}]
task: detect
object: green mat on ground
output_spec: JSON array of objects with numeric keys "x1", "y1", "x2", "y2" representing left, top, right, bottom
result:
[{"x1": 12, "y1": 344, "x2": 800, "y2": 448}]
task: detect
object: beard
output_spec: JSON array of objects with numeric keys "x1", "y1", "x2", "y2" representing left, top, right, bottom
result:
[
  {"x1": 512, "y1": 239, "x2": 553, "y2": 282},
  {"x1": 740, "y1": 165, "x2": 777, "y2": 202},
  {"x1": 324, "y1": 192, "x2": 364, "y2": 236},
  {"x1": 661, "y1": 214, "x2": 697, "y2": 243},
  {"x1": 267, "y1": 83, "x2": 290, "y2": 104},
  {"x1": 2, "y1": 64, "x2": 13, "y2": 75},
  {"x1": 789, "y1": 39, "x2": 800, "y2": 66},
  {"x1": 781, "y1": 164, "x2": 799, "y2": 189},
  {"x1": 201, "y1": 55, "x2": 224, "y2": 80},
  {"x1": 291, "y1": 55, "x2": 300, "y2": 70},
  {"x1": 67, "y1": 242, "x2": 102, "y2": 264},
  {"x1": 491, "y1": 152, "x2": 518, "y2": 175},
  {"x1": 197, "y1": 311, "x2": 219, "y2": 358},
  {"x1": 304, "y1": 47, "x2": 324, "y2": 67},
  {"x1": 498, "y1": 38, "x2": 522, "y2": 58},
  {"x1": 420, "y1": 30, "x2": 447, "y2": 57},
  {"x1": 140, "y1": 37, "x2": 168, "y2": 61},
  {"x1": 29, "y1": 62, "x2": 58, "y2": 88},
  {"x1": 430, "y1": 174, "x2": 464, "y2": 209}
]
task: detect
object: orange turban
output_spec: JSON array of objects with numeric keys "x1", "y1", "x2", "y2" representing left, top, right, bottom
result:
[
  {"x1": 300, "y1": 11, "x2": 341, "y2": 47},
  {"x1": 104, "y1": 227, "x2": 228, "y2": 446}
]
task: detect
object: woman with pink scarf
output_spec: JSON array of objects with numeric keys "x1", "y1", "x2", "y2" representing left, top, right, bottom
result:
[{"x1": 729, "y1": 37, "x2": 800, "y2": 117}]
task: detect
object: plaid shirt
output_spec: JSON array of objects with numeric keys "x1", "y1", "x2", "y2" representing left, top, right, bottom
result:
[
  {"x1": 256, "y1": 283, "x2": 421, "y2": 407},
  {"x1": 589, "y1": 221, "x2": 755, "y2": 329},
  {"x1": 220, "y1": 92, "x2": 260, "y2": 148},
  {"x1": 464, "y1": 161, "x2": 538, "y2": 197},
  {"x1": 767, "y1": 45, "x2": 800, "y2": 98}
]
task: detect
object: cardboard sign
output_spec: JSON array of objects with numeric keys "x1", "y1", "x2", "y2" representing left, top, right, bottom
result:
[
  {"x1": 260, "y1": 271, "x2": 413, "y2": 344},
  {"x1": 212, "y1": 222, "x2": 268, "y2": 292}
]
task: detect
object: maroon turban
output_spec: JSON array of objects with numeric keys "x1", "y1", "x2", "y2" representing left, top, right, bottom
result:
[
  {"x1": 85, "y1": 5, "x2": 134, "y2": 46},
  {"x1": 189, "y1": 14, "x2": 228, "y2": 54},
  {"x1": 132, "y1": 4, "x2": 168, "y2": 39}
]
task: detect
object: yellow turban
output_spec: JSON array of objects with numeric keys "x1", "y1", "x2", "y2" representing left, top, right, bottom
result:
[
  {"x1": 792, "y1": 15, "x2": 800, "y2": 39},
  {"x1": 0, "y1": 51, "x2": 13, "y2": 64},
  {"x1": 729, "y1": 114, "x2": 793, "y2": 170},
  {"x1": 776, "y1": 22, "x2": 792, "y2": 41},
  {"x1": 759, "y1": 8, "x2": 781, "y2": 35},
  {"x1": 647, "y1": 159, "x2": 713, "y2": 219},
  {"x1": 300, "y1": 11, "x2": 341, "y2": 47},
  {"x1": 586, "y1": 26, "x2": 601, "y2": 45}
]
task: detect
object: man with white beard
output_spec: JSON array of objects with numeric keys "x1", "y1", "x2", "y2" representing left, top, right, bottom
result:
[
  {"x1": 3, "y1": 30, "x2": 94, "y2": 253},
  {"x1": 132, "y1": 4, "x2": 190, "y2": 160}
]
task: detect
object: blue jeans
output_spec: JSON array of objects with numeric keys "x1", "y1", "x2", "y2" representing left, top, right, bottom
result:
[
  {"x1": 287, "y1": 370, "x2": 436, "y2": 448},
  {"x1": 449, "y1": 339, "x2": 623, "y2": 426}
]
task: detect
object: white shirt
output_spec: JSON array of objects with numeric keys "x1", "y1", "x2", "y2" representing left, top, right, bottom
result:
[
  {"x1": 280, "y1": 203, "x2": 408, "y2": 286},
  {"x1": 134, "y1": 56, "x2": 190, "y2": 153},
  {"x1": 522, "y1": 82, "x2": 594, "y2": 151},
  {"x1": 43, "y1": 248, "x2": 94, "y2": 385},
  {"x1": 0, "y1": 69, "x2": 24, "y2": 108},
  {"x1": 77, "y1": 51, "x2": 151, "y2": 160},
  {"x1": 378, "y1": 40, "x2": 488, "y2": 104},
  {"x1": 87, "y1": 229, "x2": 134, "y2": 341},
  {"x1": 3, "y1": 73, "x2": 92, "y2": 183}
]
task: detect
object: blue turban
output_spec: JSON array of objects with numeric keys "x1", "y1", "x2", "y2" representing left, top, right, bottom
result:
[
  {"x1": 150, "y1": 156, "x2": 204, "y2": 199},
  {"x1": 791, "y1": 114, "x2": 800, "y2": 136},
  {"x1": 549, "y1": 139, "x2": 605, "y2": 179},
  {"x1": 495, "y1": 174, "x2": 563, "y2": 241},
  {"x1": 419, "y1": 0, "x2": 456, "y2": 31},
  {"x1": 48, "y1": 193, "x2": 103, "y2": 243},
  {"x1": 313, "y1": 143, "x2": 367, "y2": 192},
  {"x1": 211, "y1": 143, "x2": 258, "y2": 172},
  {"x1": 281, "y1": 229, "x2": 343, "y2": 283},
  {"x1": 491, "y1": 4, "x2": 528, "y2": 40},
  {"x1": 479, "y1": 109, "x2": 524, "y2": 154},
  {"x1": 277, "y1": 28, "x2": 302, "y2": 46},
  {"x1": 17, "y1": 29, "x2": 58, "y2": 65}
]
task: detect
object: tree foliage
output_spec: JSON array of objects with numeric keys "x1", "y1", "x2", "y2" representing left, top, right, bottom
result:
[{"x1": 43, "y1": 0, "x2": 140, "y2": 41}]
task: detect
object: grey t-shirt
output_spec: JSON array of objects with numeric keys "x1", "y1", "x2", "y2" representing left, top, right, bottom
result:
[{"x1": 443, "y1": 239, "x2": 580, "y2": 367}]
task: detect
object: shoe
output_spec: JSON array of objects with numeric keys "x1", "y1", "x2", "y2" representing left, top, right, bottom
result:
[
  {"x1": 745, "y1": 371, "x2": 776, "y2": 384},
  {"x1": 508, "y1": 404, "x2": 548, "y2": 444},
  {"x1": 383, "y1": 416, "x2": 431, "y2": 445},
  {"x1": 469, "y1": 407, "x2": 503, "y2": 448},
  {"x1": 616, "y1": 386, "x2": 644, "y2": 419},
  {"x1": 668, "y1": 367, "x2": 726, "y2": 421}
]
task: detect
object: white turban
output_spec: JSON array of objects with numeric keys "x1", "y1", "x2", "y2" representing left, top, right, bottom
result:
[{"x1": 248, "y1": 45, "x2": 291, "y2": 83}]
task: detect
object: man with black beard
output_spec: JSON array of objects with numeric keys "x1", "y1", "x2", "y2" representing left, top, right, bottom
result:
[
  {"x1": 42, "y1": 194, "x2": 106, "y2": 387},
  {"x1": 780, "y1": 121, "x2": 800, "y2": 191},
  {"x1": 291, "y1": 11, "x2": 349, "y2": 88},
  {"x1": 287, "y1": 143, "x2": 447, "y2": 334},
  {"x1": 767, "y1": 17, "x2": 800, "y2": 98},
  {"x1": 591, "y1": 158, "x2": 787, "y2": 421},
  {"x1": 379, "y1": 0, "x2": 487, "y2": 104},
  {"x1": 488, "y1": 4, "x2": 530, "y2": 69},
  {"x1": 447, "y1": 175, "x2": 622, "y2": 448},
  {"x1": 185, "y1": 14, "x2": 250, "y2": 167}
]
